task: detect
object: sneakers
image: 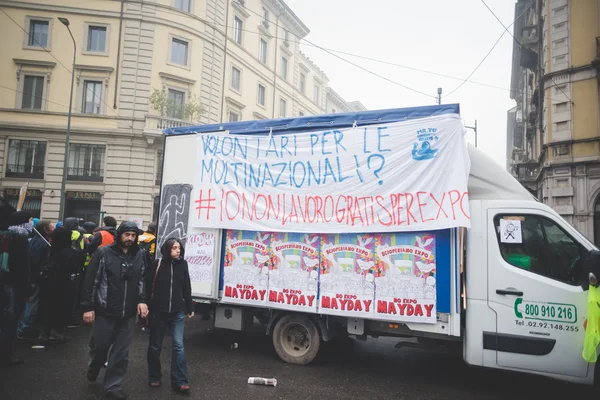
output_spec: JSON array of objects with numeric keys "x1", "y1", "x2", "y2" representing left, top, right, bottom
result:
[
  {"x1": 141, "y1": 327, "x2": 150, "y2": 333},
  {"x1": 105, "y1": 390, "x2": 127, "y2": 399},
  {"x1": 66, "y1": 323, "x2": 81, "y2": 329},
  {"x1": 87, "y1": 367, "x2": 100, "y2": 382}
]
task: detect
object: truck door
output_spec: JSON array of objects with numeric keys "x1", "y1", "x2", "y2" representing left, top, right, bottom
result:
[{"x1": 487, "y1": 209, "x2": 589, "y2": 378}]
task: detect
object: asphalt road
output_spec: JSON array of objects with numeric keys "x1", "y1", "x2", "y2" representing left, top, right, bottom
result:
[{"x1": 0, "y1": 317, "x2": 597, "y2": 400}]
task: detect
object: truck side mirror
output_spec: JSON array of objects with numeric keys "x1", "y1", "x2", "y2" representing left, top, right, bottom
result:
[{"x1": 583, "y1": 249, "x2": 600, "y2": 290}]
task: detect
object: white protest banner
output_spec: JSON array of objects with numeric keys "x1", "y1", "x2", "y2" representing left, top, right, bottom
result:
[
  {"x1": 194, "y1": 114, "x2": 470, "y2": 233},
  {"x1": 185, "y1": 232, "x2": 216, "y2": 284}
]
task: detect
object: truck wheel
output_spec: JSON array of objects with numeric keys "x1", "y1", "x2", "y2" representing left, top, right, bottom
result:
[{"x1": 272, "y1": 314, "x2": 320, "y2": 365}]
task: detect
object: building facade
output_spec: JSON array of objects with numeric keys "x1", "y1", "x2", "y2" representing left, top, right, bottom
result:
[
  {"x1": 507, "y1": 0, "x2": 600, "y2": 244},
  {"x1": 0, "y1": 0, "x2": 363, "y2": 226}
]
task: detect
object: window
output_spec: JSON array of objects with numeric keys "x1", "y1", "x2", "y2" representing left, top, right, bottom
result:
[
  {"x1": 262, "y1": 7, "x2": 270, "y2": 28},
  {"x1": 231, "y1": 66, "x2": 241, "y2": 92},
  {"x1": 82, "y1": 81, "x2": 102, "y2": 114},
  {"x1": 299, "y1": 111, "x2": 304, "y2": 116},
  {"x1": 281, "y1": 56, "x2": 288, "y2": 80},
  {"x1": 170, "y1": 38, "x2": 189, "y2": 66},
  {"x1": 299, "y1": 73, "x2": 306, "y2": 94},
  {"x1": 313, "y1": 84, "x2": 320, "y2": 104},
  {"x1": 554, "y1": 102, "x2": 569, "y2": 113},
  {"x1": 233, "y1": 17, "x2": 243, "y2": 45},
  {"x1": 259, "y1": 39, "x2": 267, "y2": 64},
  {"x1": 283, "y1": 29, "x2": 290, "y2": 47},
  {"x1": 167, "y1": 89, "x2": 185, "y2": 119},
  {"x1": 555, "y1": 121, "x2": 569, "y2": 131},
  {"x1": 257, "y1": 83, "x2": 266, "y2": 107},
  {"x1": 228, "y1": 111, "x2": 240, "y2": 122},
  {"x1": 28, "y1": 20, "x2": 49, "y2": 47},
  {"x1": 174, "y1": 0, "x2": 191, "y2": 12},
  {"x1": 67, "y1": 144, "x2": 106, "y2": 182},
  {"x1": 279, "y1": 98, "x2": 287, "y2": 118},
  {"x1": 494, "y1": 214, "x2": 585, "y2": 285},
  {"x1": 21, "y1": 75, "x2": 44, "y2": 110},
  {"x1": 87, "y1": 26, "x2": 107, "y2": 52},
  {"x1": 6, "y1": 140, "x2": 46, "y2": 179}
]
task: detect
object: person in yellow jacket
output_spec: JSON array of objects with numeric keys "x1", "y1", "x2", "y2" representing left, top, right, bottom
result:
[
  {"x1": 138, "y1": 222, "x2": 157, "y2": 333},
  {"x1": 138, "y1": 222, "x2": 157, "y2": 261}
]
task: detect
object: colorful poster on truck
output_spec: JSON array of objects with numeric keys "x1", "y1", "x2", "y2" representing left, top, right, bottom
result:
[
  {"x1": 267, "y1": 233, "x2": 320, "y2": 312},
  {"x1": 319, "y1": 234, "x2": 377, "y2": 318},
  {"x1": 373, "y1": 233, "x2": 437, "y2": 324},
  {"x1": 222, "y1": 230, "x2": 271, "y2": 306}
]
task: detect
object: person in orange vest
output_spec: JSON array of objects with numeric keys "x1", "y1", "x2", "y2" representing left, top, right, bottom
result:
[{"x1": 87, "y1": 216, "x2": 117, "y2": 256}]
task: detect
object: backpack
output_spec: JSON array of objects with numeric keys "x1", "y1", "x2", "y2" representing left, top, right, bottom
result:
[{"x1": 138, "y1": 234, "x2": 156, "y2": 265}]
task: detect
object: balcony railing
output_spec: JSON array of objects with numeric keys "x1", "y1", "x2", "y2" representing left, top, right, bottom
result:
[
  {"x1": 5, "y1": 164, "x2": 44, "y2": 179},
  {"x1": 67, "y1": 167, "x2": 104, "y2": 182},
  {"x1": 144, "y1": 115, "x2": 193, "y2": 135}
]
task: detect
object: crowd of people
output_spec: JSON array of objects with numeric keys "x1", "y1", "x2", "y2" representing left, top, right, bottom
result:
[{"x1": 0, "y1": 197, "x2": 195, "y2": 399}]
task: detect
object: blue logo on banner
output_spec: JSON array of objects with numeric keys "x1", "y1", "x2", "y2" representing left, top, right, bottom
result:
[{"x1": 412, "y1": 128, "x2": 439, "y2": 161}]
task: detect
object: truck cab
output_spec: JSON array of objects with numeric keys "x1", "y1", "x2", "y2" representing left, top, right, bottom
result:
[{"x1": 465, "y1": 144, "x2": 598, "y2": 384}]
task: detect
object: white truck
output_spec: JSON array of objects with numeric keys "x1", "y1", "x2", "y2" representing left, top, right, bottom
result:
[{"x1": 158, "y1": 104, "x2": 600, "y2": 385}]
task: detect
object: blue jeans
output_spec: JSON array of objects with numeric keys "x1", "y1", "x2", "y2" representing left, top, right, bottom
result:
[
  {"x1": 18, "y1": 284, "x2": 39, "y2": 335},
  {"x1": 147, "y1": 311, "x2": 188, "y2": 387}
]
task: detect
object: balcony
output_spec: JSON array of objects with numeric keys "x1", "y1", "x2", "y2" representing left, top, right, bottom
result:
[
  {"x1": 5, "y1": 164, "x2": 44, "y2": 179},
  {"x1": 67, "y1": 168, "x2": 104, "y2": 182},
  {"x1": 520, "y1": 25, "x2": 538, "y2": 49},
  {"x1": 144, "y1": 115, "x2": 193, "y2": 135}
]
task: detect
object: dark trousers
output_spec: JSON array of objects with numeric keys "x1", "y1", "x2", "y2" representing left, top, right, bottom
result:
[
  {"x1": 88, "y1": 315, "x2": 135, "y2": 393},
  {"x1": 0, "y1": 286, "x2": 25, "y2": 359},
  {"x1": 147, "y1": 311, "x2": 189, "y2": 387}
]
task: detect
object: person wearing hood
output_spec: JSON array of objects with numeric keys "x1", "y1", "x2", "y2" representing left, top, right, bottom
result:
[
  {"x1": 17, "y1": 219, "x2": 54, "y2": 339},
  {"x1": 62, "y1": 217, "x2": 87, "y2": 328},
  {"x1": 0, "y1": 210, "x2": 32, "y2": 366},
  {"x1": 145, "y1": 238, "x2": 193, "y2": 393},
  {"x1": 38, "y1": 226, "x2": 76, "y2": 342},
  {"x1": 81, "y1": 221, "x2": 148, "y2": 400},
  {"x1": 87, "y1": 216, "x2": 118, "y2": 255},
  {"x1": 81, "y1": 221, "x2": 97, "y2": 271}
]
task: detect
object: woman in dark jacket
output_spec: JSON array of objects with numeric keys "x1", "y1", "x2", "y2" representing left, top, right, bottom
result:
[
  {"x1": 38, "y1": 227, "x2": 78, "y2": 341},
  {"x1": 146, "y1": 238, "x2": 193, "y2": 393}
]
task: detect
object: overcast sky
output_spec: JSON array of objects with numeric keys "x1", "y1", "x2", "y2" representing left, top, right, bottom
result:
[{"x1": 285, "y1": 0, "x2": 516, "y2": 167}]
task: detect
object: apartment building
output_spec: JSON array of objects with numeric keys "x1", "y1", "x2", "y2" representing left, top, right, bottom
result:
[
  {"x1": 507, "y1": 0, "x2": 600, "y2": 244},
  {"x1": 0, "y1": 0, "x2": 364, "y2": 225}
]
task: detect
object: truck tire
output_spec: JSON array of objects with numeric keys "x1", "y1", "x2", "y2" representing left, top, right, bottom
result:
[{"x1": 272, "y1": 314, "x2": 320, "y2": 365}]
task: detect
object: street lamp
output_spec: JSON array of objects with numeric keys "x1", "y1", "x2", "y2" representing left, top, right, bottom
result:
[
  {"x1": 57, "y1": 17, "x2": 76, "y2": 222},
  {"x1": 465, "y1": 120, "x2": 478, "y2": 148}
]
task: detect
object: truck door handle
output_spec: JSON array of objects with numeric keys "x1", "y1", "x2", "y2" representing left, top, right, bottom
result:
[{"x1": 496, "y1": 289, "x2": 523, "y2": 296}]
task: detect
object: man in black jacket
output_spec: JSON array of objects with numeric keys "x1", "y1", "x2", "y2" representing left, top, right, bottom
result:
[
  {"x1": 17, "y1": 220, "x2": 54, "y2": 339},
  {"x1": 82, "y1": 221, "x2": 148, "y2": 400},
  {"x1": 0, "y1": 210, "x2": 33, "y2": 366}
]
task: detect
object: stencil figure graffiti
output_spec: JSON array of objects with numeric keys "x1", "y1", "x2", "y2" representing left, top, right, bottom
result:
[{"x1": 157, "y1": 184, "x2": 193, "y2": 256}]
